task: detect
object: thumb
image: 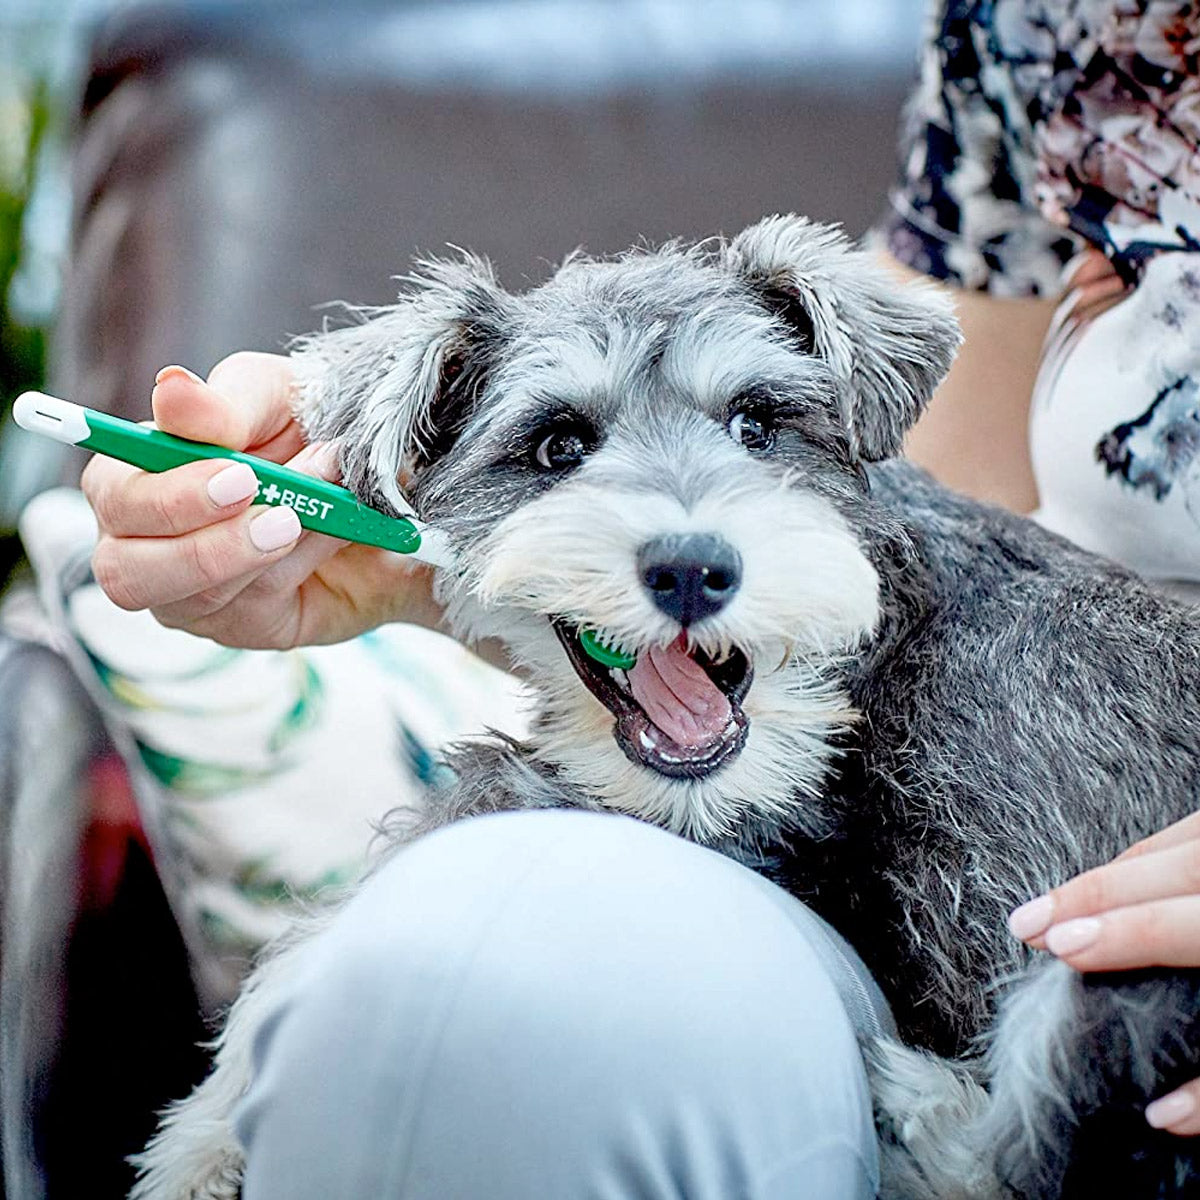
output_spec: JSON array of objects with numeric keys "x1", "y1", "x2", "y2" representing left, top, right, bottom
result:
[{"x1": 151, "y1": 353, "x2": 305, "y2": 462}]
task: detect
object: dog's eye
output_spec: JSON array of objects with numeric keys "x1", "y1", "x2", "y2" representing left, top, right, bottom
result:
[
  {"x1": 534, "y1": 426, "x2": 590, "y2": 470},
  {"x1": 727, "y1": 408, "x2": 776, "y2": 452}
]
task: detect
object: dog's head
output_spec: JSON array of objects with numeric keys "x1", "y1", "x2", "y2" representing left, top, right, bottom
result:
[{"x1": 292, "y1": 215, "x2": 959, "y2": 844}]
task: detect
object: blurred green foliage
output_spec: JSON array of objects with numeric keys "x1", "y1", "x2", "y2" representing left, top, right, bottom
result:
[
  {"x1": 0, "y1": 74, "x2": 52, "y2": 587},
  {"x1": 1, "y1": 77, "x2": 50, "y2": 401}
]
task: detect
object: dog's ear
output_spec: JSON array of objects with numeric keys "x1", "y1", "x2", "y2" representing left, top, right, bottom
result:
[
  {"x1": 722, "y1": 214, "x2": 961, "y2": 461},
  {"x1": 289, "y1": 253, "x2": 511, "y2": 514}
]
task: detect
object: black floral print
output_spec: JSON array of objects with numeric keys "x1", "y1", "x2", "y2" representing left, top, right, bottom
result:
[{"x1": 882, "y1": 0, "x2": 1200, "y2": 296}]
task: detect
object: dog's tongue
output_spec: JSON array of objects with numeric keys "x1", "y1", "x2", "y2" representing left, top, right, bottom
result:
[{"x1": 628, "y1": 634, "x2": 732, "y2": 748}]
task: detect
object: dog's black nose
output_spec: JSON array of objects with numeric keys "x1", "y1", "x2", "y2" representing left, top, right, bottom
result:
[{"x1": 637, "y1": 534, "x2": 742, "y2": 627}]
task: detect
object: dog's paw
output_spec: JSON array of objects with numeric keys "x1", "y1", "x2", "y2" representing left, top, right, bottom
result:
[
  {"x1": 866, "y1": 1036, "x2": 1006, "y2": 1200},
  {"x1": 128, "y1": 1112, "x2": 244, "y2": 1200}
]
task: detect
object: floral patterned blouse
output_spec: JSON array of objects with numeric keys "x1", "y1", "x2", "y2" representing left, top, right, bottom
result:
[
  {"x1": 882, "y1": 0, "x2": 1200, "y2": 296},
  {"x1": 881, "y1": 0, "x2": 1200, "y2": 593}
]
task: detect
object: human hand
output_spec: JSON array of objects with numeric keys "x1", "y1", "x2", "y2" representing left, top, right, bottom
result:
[
  {"x1": 1058, "y1": 248, "x2": 1129, "y2": 327},
  {"x1": 81, "y1": 352, "x2": 442, "y2": 649},
  {"x1": 1039, "y1": 248, "x2": 1131, "y2": 383},
  {"x1": 1008, "y1": 811, "x2": 1200, "y2": 1135}
]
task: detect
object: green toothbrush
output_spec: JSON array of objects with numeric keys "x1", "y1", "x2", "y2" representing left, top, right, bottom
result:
[
  {"x1": 578, "y1": 627, "x2": 636, "y2": 670},
  {"x1": 13, "y1": 391, "x2": 640, "y2": 669},
  {"x1": 12, "y1": 391, "x2": 453, "y2": 567}
]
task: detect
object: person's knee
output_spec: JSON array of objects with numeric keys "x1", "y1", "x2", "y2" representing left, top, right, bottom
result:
[{"x1": 237, "y1": 811, "x2": 879, "y2": 1199}]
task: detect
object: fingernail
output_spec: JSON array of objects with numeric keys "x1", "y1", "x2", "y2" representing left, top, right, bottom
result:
[
  {"x1": 310, "y1": 442, "x2": 341, "y2": 482},
  {"x1": 1008, "y1": 895, "x2": 1055, "y2": 940},
  {"x1": 1044, "y1": 917, "x2": 1101, "y2": 958},
  {"x1": 249, "y1": 506, "x2": 301, "y2": 552},
  {"x1": 207, "y1": 463, "x2": 259, "y2": 507},
  {"x1": 155, "y1": 364, "x2": 204, "y2": 385},
  {"x1": 1147, "y1": 1089, "x2": 1196, "y2": 1129}
]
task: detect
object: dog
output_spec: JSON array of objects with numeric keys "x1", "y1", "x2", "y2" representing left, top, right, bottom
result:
[{"x1": 130, "y1": 215, "x2": 1200, "y2": 1200}]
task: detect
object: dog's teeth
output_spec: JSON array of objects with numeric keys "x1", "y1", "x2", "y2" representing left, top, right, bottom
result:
[
  {"x1": 638, "y1": 727, "x2": 658, "y2": 751},
  {"x1": 609, "y1": 667, "x2": 631, "y2": 692}
]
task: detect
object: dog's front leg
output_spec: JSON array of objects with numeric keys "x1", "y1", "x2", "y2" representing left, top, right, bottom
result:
[
  {"x1": 980, "y1": 958, "x2": 1200, "y2": 1200},
  {"x1": 128, "y1": 915, "x2": 331, "y2": 1200},
  {"x1": 866, "y1": 1036, "x2": 1007, "y2": 1200},
  {"x1": 868, "y1": 960, "x2": 1200, "y2": 1199}
]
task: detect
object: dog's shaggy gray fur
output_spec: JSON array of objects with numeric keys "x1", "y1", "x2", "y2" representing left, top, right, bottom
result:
[{"x1": 132, "y1": 216, "x2": 1200, "y2": 1200}]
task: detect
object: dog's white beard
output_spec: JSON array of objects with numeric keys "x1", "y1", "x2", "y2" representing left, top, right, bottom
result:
[{"x1": 444, "y1": 471, "x2": 879, "y2": 842}]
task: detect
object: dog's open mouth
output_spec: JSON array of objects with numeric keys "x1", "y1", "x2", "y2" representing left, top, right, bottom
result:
[{"x1": 554, "y1": 622, "x2": 752, "y2": 778}]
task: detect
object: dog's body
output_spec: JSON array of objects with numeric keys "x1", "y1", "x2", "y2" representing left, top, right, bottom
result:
[
  {"x1": 797, "y1": 464, "x2": 1200, "y2": 1198},
  {"x1": 131, "y1": 218, "x2": 1200, "y2": 1200}
]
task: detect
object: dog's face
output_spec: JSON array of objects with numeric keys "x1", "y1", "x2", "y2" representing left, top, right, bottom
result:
[{"x1": 293, "y1": 216, "x2": 959, "y2": 844}]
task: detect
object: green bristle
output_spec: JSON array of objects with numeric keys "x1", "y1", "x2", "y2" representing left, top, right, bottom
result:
[{"x1": 578, "y1": 627, "x2": 637, "y2": 670}]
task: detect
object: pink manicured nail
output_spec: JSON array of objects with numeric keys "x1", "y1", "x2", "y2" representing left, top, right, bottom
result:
[
  {"x1": 1146, "y1": 1090, "x2": 1196, "y2": 1129},
  {"x1": 1044, "y1": 917, "x2": 1101, "y2": 957},
  {"x1": 1008, "y1": 895, "x2": 1054, "y2": 940},
  {"x1": 155, "y1": 364, "x2": 204, "y2": 385},
  {"x1": 207, "y1": 464, "x2": 259, "y2": 507},
  {"x1": 249, "y1": 506, "x2": 301, "y2": 552}
]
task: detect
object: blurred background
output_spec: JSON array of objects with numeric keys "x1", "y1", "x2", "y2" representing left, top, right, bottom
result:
[
  {"x1": 0, "y1": 1, "x2": 925, "y2": 1195},
  {"x1": 0, "y1": 0, "x2": 927, "y2": 584}
]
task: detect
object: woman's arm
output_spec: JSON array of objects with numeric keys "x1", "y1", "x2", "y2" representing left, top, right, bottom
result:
[{"x1": 878, "y1": 250, "x2": 1057, "y2": 514}]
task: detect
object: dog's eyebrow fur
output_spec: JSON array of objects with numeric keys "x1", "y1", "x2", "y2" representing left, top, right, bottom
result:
[
  {"x1": 492, "y1": 320, "x2": 670, "y2": 401},
  {"x1": 658, "y1": 312, "x2": 833, "y2": 419},
  {"x1": 476, "y1": 394, "x2": 602, "y2": 451}
]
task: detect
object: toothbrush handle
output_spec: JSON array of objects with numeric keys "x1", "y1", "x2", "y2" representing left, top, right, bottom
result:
[
  {"x1": 79, "y1": 411, "x2": 424, "y2": 555},
  {"x1": 13, "y1": 393, "x2": 424, "y2": 556}
]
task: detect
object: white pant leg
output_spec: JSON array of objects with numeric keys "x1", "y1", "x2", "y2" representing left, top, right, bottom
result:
[{"x1": 234, "y1": 810, "x2": 886, "y2": 1200}]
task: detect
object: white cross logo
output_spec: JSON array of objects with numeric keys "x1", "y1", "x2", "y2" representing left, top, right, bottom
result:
[{"x1": 261, "y1": 483, "x2": 281, "y2": 503}]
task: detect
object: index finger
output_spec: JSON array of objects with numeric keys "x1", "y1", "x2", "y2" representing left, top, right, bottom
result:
[
  {"x1": 80, "y1": 447, "x2": 140, "y2": 501},
  {"x1": 1009, "y1": 838, "x2": 1200, "y2": 948},
  {"x1": 1116, "y1": 811, "x2": 1200, "y2": 863},
  {"x1": 1043, "y1": 894, "x2": 1200, "y2": 971},
  {"x1": 1062, "y1": 247, "x2": 1120, "y2": 290},
  {"x1": 152, "y1": 352, "x2": 305, "y2": 461}
]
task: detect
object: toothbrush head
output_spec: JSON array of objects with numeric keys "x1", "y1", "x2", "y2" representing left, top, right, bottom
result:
[{"x1": 578, "y1": 627, "x2": 637, "y2": 671}]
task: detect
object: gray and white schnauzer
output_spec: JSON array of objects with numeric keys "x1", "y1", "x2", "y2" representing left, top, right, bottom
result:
[{"x1": 132, "y1": 216, "x2": 1200, "y2": 1200}]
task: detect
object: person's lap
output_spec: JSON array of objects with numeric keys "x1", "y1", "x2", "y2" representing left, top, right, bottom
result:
[{"x1": 234, "y1": 809, "x2": 889, "y2": 1199}]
